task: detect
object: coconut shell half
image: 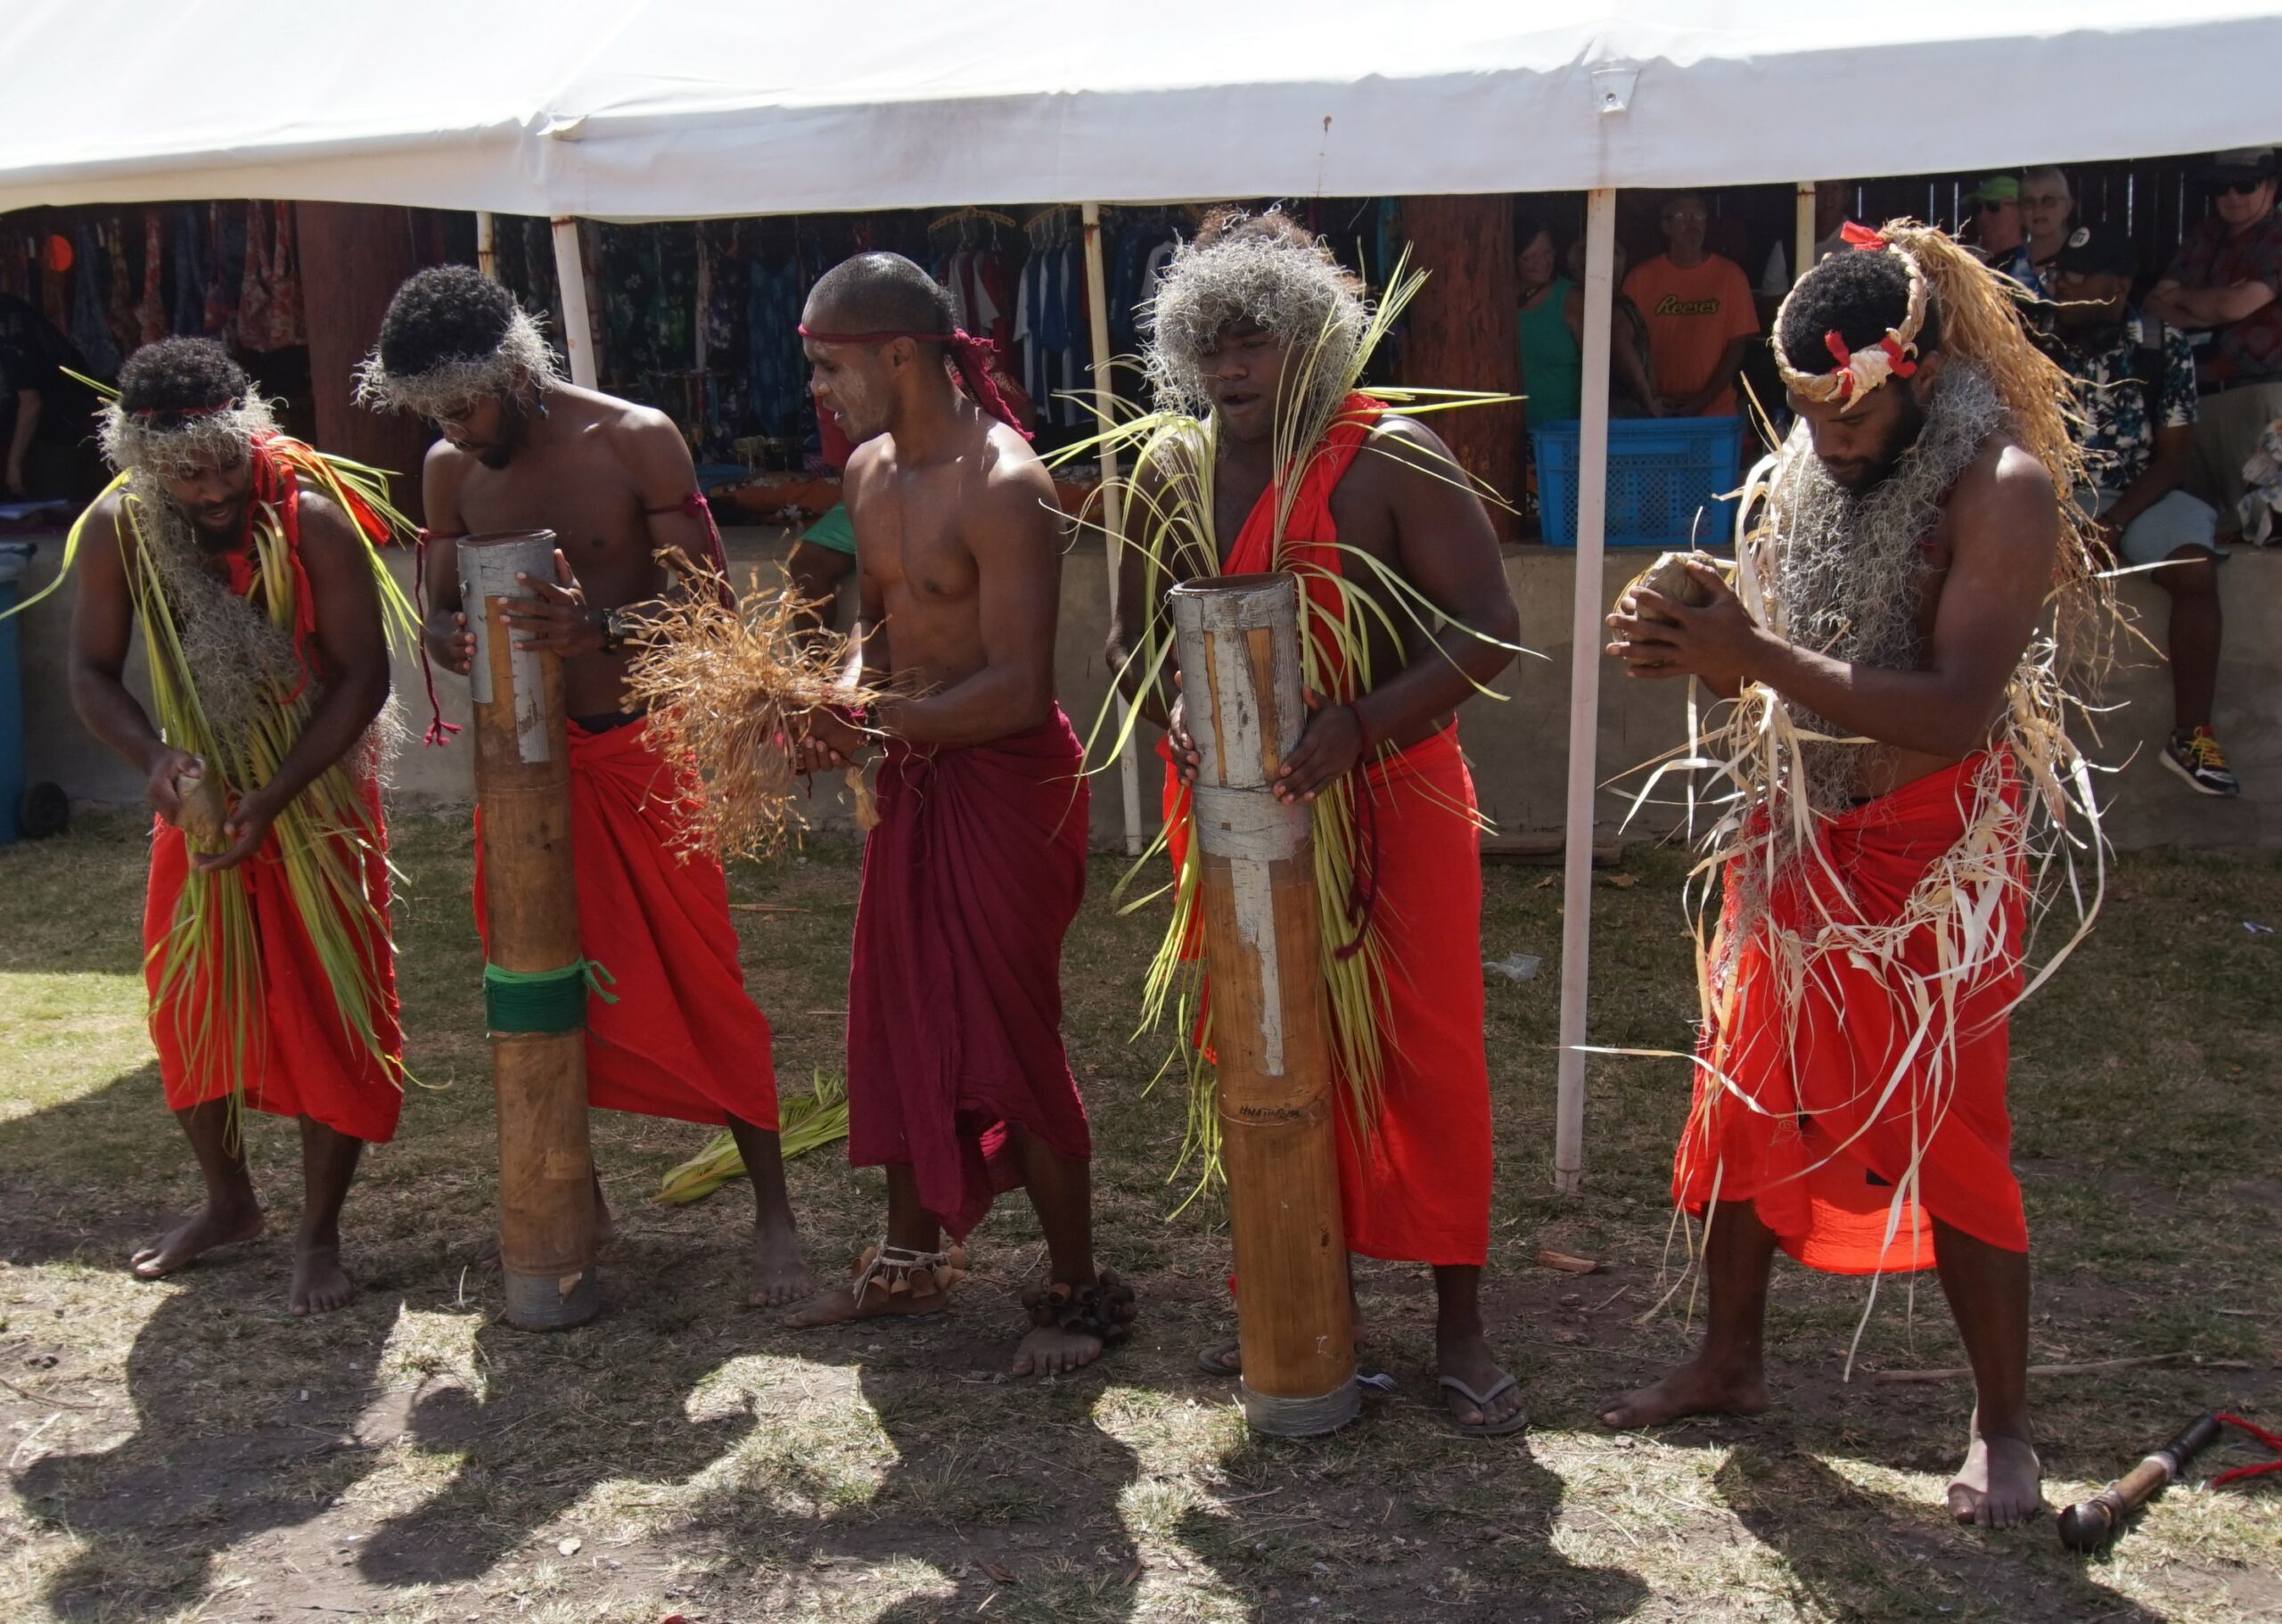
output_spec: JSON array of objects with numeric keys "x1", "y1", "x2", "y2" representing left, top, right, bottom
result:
[
  {"x1": 172, "y1": 761, "x2": 229, "y2": 849},
  {"x1": 1614, "y1": 551, "x2": 1718, "y2": 626}
]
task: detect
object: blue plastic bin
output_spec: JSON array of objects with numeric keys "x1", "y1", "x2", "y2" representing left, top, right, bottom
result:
[{"x1": 1531, "y1": 415, "x2": 1744, "y2": 548}]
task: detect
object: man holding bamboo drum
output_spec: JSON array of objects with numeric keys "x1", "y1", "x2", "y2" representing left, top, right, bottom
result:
[
  {"x1": 782, "y1": 251, "x2": 1132, "y2": 1378},
  {"x1": 39, "y1": 338, "x2": 416, "y2": 1315},
  {"x1": 1106, "y1": 212, "x2": 1526, "y2": 1435},
  {"x1": 358, "y1": 267, "x2": 813, "y2": 1308},
  {"x1": 1603, "y1": 228, "x2": 2112, "y2": 1528}
]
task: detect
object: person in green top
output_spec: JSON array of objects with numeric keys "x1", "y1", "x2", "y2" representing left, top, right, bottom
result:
[
  {"x1": 787, "y1": 502, "x2": 855, "y2": 629},
  {"x1": 1517, "y1": 217, "x2": 1664, "y2": 428},
  {"x1": 1514, "y1": 218, "x2": 1583, "y2": 430}
]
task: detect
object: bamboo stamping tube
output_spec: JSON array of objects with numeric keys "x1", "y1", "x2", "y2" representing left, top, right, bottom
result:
[
  {"x1": 460, "y1": 530, "x2": 600, "y2": 1330},
  {"x1": 1169, "y1": 572, "x2": 1359, "y2": 1437}
]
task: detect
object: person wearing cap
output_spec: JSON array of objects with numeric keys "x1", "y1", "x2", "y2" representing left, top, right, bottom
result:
[
  {"x1": 2048, "y1": 223, "x2": 2238, "y2": 797},
  {"x1": 1965, "y1": 176, "x2": 2039, "y2": 292},
  {"x1": 2147, "y1": 146, "x2": 2282, "y2": 535}
]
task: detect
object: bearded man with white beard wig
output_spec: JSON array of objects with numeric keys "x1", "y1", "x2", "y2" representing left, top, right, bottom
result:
[{"x1": 1602, "y1": 223, "x2": 2110, "y2": 1533}]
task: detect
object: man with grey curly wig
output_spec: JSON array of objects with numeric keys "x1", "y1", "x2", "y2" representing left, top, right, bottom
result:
[
  {"x1": 361, "y1": 264, "x2": 815, "y2": 1313},
  {"x1": 1109, "y1": 209, "x2": 1529, "y2": 1437}
]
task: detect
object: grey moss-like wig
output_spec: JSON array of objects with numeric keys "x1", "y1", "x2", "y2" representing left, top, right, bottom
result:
[
  {"x1": 351, "y1": 303, "x2": 564, "y2": 418},
  {"x1": 98, "y1": 395, "x2": 277, "y2": 482},
  {"x1": 1143, "y1": 210, "x2": 1369, "y2": 431}
]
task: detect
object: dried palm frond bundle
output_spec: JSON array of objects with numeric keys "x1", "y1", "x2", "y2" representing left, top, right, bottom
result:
[
  {"x1": 620, "y1": 551, "x2": 894, "y2": 863},
  {"x1": 1052, "y1": 215, "x2": 1523, "y2": 1194},
  {"x1": 655, "y1": 1069, "x2": 851, "y2": 1204},
  {"x1": 1616, "y1": 222, "x2": 2118, "y2": 1358}
]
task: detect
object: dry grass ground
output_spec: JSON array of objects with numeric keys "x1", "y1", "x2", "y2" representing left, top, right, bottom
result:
[{"x1": 0, "y1": 810, "x2": 2276, "y2": 1623}]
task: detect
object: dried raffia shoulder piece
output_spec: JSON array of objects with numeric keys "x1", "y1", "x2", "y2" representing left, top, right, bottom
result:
[{"x1": 621, "y1": 547, "x2": 894, "y2": 864}]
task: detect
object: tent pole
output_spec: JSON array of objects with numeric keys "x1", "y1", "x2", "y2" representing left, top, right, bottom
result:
[
  {"x1": 476, "y1": 211, "x2": 497, "y2": 280},
  {"x1": 549, "y1": 217, "x2": 599, "y2": 390},
  {"x1": 1082, "y1": 201, "x2": 1144, "y2": 857},
  {"x1": 1794, "y1": 183, "x2": 1817, "y2": 286},
  {"x1": 1553, "y1": 186, "x2": 1617, "y2": 1195}
]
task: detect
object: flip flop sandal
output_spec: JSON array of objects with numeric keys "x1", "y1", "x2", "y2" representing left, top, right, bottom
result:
[
  {"x1": 1196, "y1": 1341, "x2": 1398, "y2": 1393},
  {"x1": 1439, "y1": 1372, "x2": 1529, "y2": 1438}
]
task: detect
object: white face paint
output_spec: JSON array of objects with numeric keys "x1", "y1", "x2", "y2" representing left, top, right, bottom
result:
[{"x1": 803, "y1": 338, "x2": 896, "y2": 445}]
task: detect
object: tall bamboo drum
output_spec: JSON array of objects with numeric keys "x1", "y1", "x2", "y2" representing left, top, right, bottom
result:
[
  {"x1": 460, "y1": 530, "x2": 601, "y2": 1330},
  {"x1": 1169, "y1": 572, "x2": 1359, "y2": 1437}
]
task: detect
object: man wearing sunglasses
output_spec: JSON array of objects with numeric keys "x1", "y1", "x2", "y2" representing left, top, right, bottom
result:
[{"x1": 2147, "y1": 147, "x2": 2282, "y2": 538}]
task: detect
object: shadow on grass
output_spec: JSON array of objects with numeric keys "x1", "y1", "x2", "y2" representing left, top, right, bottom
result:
[
  {"x1": 1714, "y1": 1446, "x2": 2166, "y2": 1624},
  {"x1": 0, "y1": 1066, "x2": 402, "y2": 1618}
]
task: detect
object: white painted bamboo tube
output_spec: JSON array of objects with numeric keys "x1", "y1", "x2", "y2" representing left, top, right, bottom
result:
[{"x1": 1170, "y1": 572, "x2": 1358, "y2": 1437}]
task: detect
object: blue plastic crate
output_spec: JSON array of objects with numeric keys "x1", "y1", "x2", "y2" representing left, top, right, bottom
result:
[{"x1": 1531, "y1": 415, "x2": 1744, "y2": 548}]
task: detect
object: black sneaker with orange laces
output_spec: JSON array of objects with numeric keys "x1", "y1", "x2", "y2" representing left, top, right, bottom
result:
[{"x1": 2163, "y1": 727, "x2": 2240, "y2": 797}]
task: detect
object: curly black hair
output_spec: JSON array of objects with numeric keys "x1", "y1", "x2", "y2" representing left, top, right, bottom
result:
[
  {"x1": 1777, "y1": 246, "x2": 1945, "y2": 375},
  {"x1": 804, "y1": 252, "x2": 956, "y2": 350},
  {"x1": 375, "y1": 264, "x2": 519, "y2": 376},
  {"x1": 116, "y1": 337, "x2": 249, "y2": 418}
]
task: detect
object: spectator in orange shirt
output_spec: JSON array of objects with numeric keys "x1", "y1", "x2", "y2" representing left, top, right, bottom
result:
[{"x1": 1623, "y1": 194, "x2": 1761, "y2": 416}]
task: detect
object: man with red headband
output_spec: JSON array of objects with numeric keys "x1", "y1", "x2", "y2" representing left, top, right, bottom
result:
[
  {"x1": 358, "y1": 266, "x2": 814, "y2": 1310},
  {"x1": 783, "y1": 251, "x2": 1132, "y2": 1378},
  {"x1": 1605, "y1": 226, "x2": 2109, "y2": 1530}
]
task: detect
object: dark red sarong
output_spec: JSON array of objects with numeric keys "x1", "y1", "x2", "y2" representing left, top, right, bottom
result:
[
  {"x1": 475, "y1": 718, "x2": 778, "y2": 1128},
  {"x1": 144, "y1": 776, "x2": 402, "y2": 1144},
  {"x1": 845, "y1": 710, "x2": 1092, "y2": 1239},
  {"x1": 1677, "y1": 753, "x2": 2029, "y2": 1272}
]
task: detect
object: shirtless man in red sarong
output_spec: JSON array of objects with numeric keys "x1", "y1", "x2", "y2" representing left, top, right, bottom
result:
[
  {"x1": 360, "y1": 266, "x2": 813, "y2": 1309},
  {"x1": 1604, "y1": 226, "x2": 2104, "y2": 1528},
  {"x1": 50, "y1": 338, "x2": 411, "y2": 1315},
  {"x1": 782, "y1": 251, "x2": 1133, "y2": 1378}
]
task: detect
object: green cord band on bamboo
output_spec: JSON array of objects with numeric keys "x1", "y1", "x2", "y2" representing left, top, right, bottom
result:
[{"x1": 481, "y1": 959, "x2": 620, "y2": 1035}]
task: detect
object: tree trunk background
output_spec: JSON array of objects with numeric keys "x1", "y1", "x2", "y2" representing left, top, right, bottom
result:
[
  {"x1": 299, "y1": 202, "x2": 430, "y2": 526},
  {"x1": 1397, "y1": 196, "x2": 1521, "y2": 542}
]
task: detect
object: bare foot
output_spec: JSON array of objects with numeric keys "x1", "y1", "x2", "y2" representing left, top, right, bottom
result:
[
  {"x1": 130, "y1": 1199, "x2": 264, "y2": 1280},
  {"x1": 1600, "y1": 1353, "x2": 1769, "y2": 1429},
  {"x1": 783, "y1": 1277, "x2": 948, "y2": 1329},
  {"x1": 291, "y1": 1243, "x2": 355, "y2": 1316},
  {"x1": 749, "y1": 1220, "x2": 817, "y2": 1309},
  {"x1": 1439, "y1": 1328, "x2": 1527, "y2": 1434},
  {"x1": 1013, "y1": 1322, "x2": 1103, "y2": 1378},
  {"x1": 1948, "y1": 1418, "x2": 2043, "y2": 1529}
]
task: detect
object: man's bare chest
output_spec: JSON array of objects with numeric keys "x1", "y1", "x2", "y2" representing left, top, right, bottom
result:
[
  {"x1": 863, "y1": 477, "x2": 977, "y2": 603},
  {"x1": 456, "y1": 456, "x2": 644, "y2": 556}
]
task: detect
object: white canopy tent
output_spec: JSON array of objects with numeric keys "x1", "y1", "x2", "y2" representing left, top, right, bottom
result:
[
  {"x1": 4, "y1": 4, "x2": 2277, "y2": 211},
  {"x1": 5, "y1": 0, "x2": 2276, "y2": 1187}
]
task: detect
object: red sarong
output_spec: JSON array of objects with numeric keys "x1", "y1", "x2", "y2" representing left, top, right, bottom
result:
[
  {"x1": 845, "y1": 710, "x2": 1092, "y2": 1240},
  {"x1": 1163, "y1": 393, "x2": 1493, "y2": 1267},
  {"x1": 144, "y1": 777, "x2": 402, "y2": 1144},
  {"x1": 1336, "y1": 726, "x2": 1493, "y2": 1265},
  {"x1": 1677, "y1": 754, "x2": 2029, "y2": 1273},
  {"x1": 474, "y1": 718, "x2": 778, "y2": 1128}
]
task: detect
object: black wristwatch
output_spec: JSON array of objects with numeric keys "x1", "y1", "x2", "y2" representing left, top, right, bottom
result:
[{"x1": 593, "y1": 606, "x2": 635, "y2": 653}]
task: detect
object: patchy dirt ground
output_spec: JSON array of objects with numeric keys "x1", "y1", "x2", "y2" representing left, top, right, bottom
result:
[{"x1": 2, "y1": 816, "x2": 2277, "y2": 1622}]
